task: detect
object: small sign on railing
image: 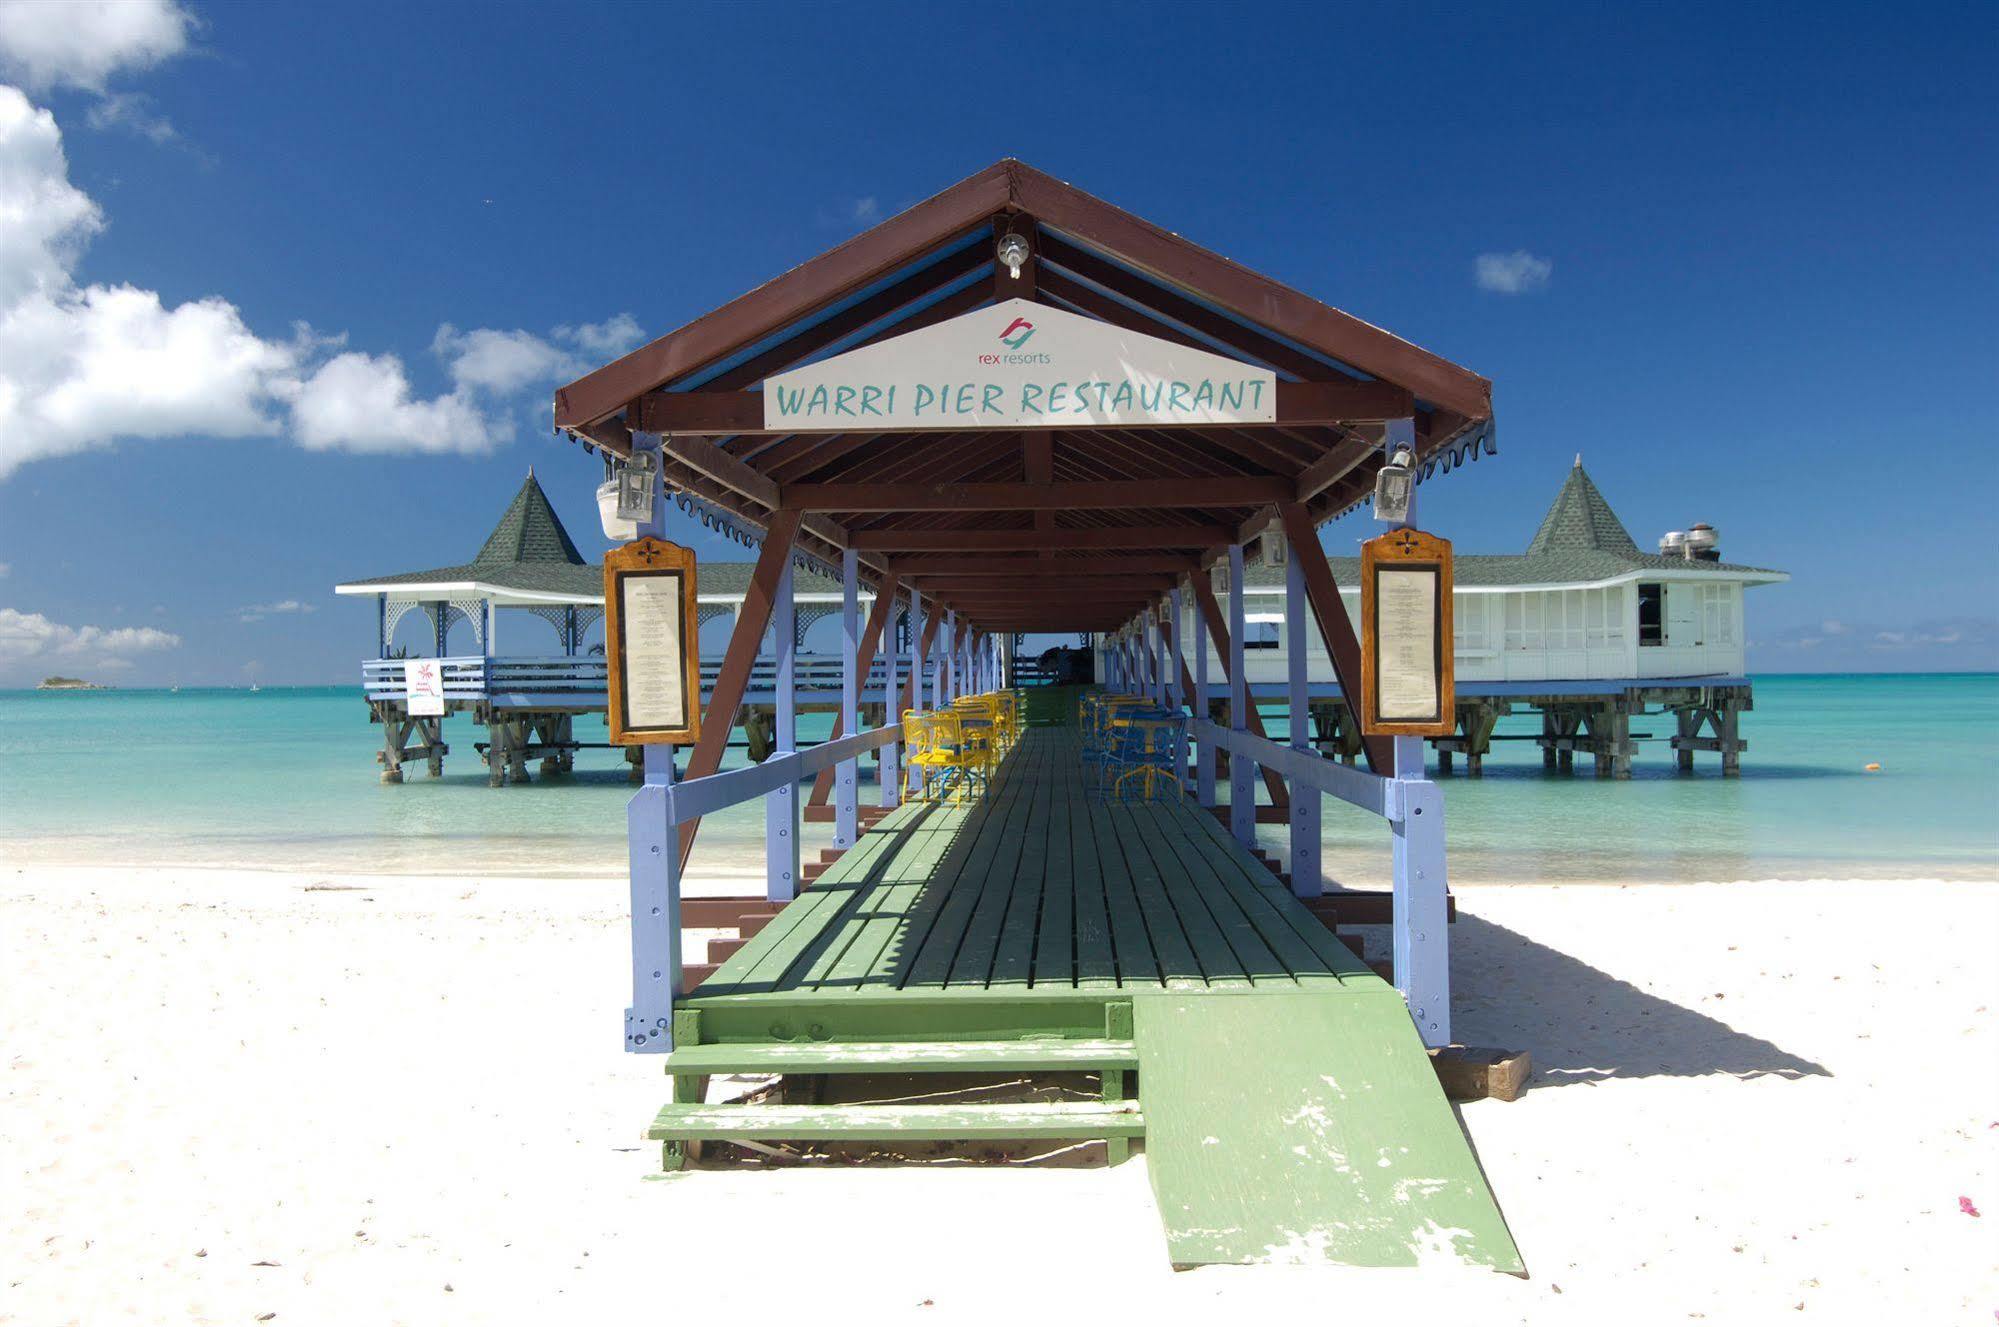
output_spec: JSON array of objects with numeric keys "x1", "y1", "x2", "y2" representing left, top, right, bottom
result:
[
  {"x1": 1360, "y1": 528, "x2": 1455, "y2": 737},
  {"x1": 405, "y1": 658, "x2": 446, "y2": 716},
  {"x1": 604, "y1": 538, "x2": 702, "y2": 746}
]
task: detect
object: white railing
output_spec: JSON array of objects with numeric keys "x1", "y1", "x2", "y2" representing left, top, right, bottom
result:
[{"x1": 363, "y1": 655, "x2": 899, "y2": 706}]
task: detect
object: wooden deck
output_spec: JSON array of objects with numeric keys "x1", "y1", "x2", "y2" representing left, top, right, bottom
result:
[{"x1": 687, "y1": 728, "x2": 1378, "y2": 1027}]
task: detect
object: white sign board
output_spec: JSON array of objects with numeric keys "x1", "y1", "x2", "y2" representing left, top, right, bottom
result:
[
  {"x1": 405, "y1": 658, "x2": 445, "y2": 717},
  {"x1": 762, "y1": 298, "x2": 1277, "y2": 432}
]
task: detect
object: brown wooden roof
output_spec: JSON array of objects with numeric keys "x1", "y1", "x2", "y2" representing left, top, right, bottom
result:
[{"x1": 553, "y1": 159, "x2": 1497, "y2": 634}]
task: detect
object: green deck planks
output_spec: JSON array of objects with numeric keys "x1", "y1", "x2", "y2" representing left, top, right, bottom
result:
[
  {"x1": 658, "y1": 725, "x2": 1520, "y2": 1271},
  {"x1": 687, "y1": 728, "x2": 1377, "y2": 1004},
  {"x1": 1134, "y1": 991, "x2": 1524, "y2": 1271}
]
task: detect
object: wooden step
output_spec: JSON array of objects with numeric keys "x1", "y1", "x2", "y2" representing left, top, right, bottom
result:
[
  {"x1": 662, "y1": 1038, "x2": 1138, "y2": 1076},
  {"x1": 706, "y1": 937, "x2": 748, "y2": 963},
  {"x1": 1300, "y1": 892, "x2": 1458, "y2": 926},
  {"x1": 735, "y1": 913, "x2": 776, "y2": 938},
  {"x1": 681, "y1": 897, "x2": 782, "y2": 928},
  {"x1": 679, "y1": 963, "x2": 716, "y2": 993},
  {"x1": 647, "y1": 1100, "x2": 1145, "y2": 1143}
]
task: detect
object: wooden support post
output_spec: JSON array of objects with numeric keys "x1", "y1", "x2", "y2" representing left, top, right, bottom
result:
[
  {"x1": 1676, "y1": 706, "x2": 1698, "y2": 773},
  {"x1": 1285, "y1": 548, "x2": 1322, "y2": 897},
  {"x1": 766, "y1": 554, "x2": 799, "y2": 902},
  {"x1": 1720, "y1": 697, "x2": 1742, "y2": 777},
  {"x1": 675, "y1": 507, "x2": 803, "y2": 867},
  {"x1": 1188, "y1": 576, "x2": 1290, "y2": 808},
  {"x1": 1227, "y1": 542, "x2": 1256, "y2": 847},
  {"x1": 1193, "y1": 585, "x2": 1215, "y2": 807},
  {"x1": 835, "y1": 548, "x2": 860, "y2": 849}
]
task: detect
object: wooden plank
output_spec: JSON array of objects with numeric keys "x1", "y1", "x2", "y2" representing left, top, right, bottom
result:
[
  {"x1": 1139, "y1": 801, "x2": 1357, "y2": 985},
  {"x1": 647, "y1": 1099, "x2": 1145, "y2": 1143},
  {"x1": 986, "y1": 735, "x2": 1058, "y2": 988},
  {"x1": 660, "y1": 1039, "x2": 1138, "y2": 1075},
  {"x1": 1126, "y1": 801, "x2": 1291, "y2": 986},
  {"x1": 785, "y1": 476, "x2": 1289, "y2": 512},
  {"x1": 1133, "y1": 991, "x2": 1523, "y2": 1270},
  {"x1": 1107, "y1": 801, "x2": 1255, "y2": 988},
  {"x1": 933, "y1": 737, "x2": 1045, "y2": 989},
  {"x1": 852, "y1": 525, "x2": 1229, "y2": 552},
  {"x1": 887, "y1": 737, "x2": 1037, "y2": 990}
]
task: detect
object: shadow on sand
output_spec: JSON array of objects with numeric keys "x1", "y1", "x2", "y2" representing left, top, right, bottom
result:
[{"x1": 1387, "y1": 911, "x2": 1832, "y2": 1085}]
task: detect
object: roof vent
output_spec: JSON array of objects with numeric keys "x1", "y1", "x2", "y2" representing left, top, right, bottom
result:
[
  {"x1": 1684, "y1": 523, "x2": 1720, "y2": 562},
  {"x1": 1659, "y1": 530, "x2": 1686, "y2": 558}
]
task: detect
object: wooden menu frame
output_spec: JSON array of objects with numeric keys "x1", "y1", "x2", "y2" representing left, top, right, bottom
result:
[
  {"x1": 603, "y1": 537, "x2": 702, "y2": 746},
  {"x1": 1360, "y1": 528, "x2": 1455, "y2": 737}
]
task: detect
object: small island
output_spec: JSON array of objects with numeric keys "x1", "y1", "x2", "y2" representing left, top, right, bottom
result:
[{"x1": 36, "y1": 676, "x2": 109, "y2": 691}]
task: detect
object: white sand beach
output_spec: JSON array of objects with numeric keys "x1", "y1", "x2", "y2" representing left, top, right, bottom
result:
[{"x1": 3, "y1": 867, "x2": 1995, "y2": 1326}]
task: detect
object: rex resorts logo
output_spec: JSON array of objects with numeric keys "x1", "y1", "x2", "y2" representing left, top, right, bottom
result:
[{"x1": 982, "y1": 314, "x2": 1050, "y2": 366}]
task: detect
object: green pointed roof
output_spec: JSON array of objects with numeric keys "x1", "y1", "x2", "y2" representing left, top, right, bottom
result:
[
  {"x1": 1524, "y1": 457, "x2": 1641, "y2": 557},
  {"x1": 474, "y1": 468, "x2": 586, "y2": 567}
]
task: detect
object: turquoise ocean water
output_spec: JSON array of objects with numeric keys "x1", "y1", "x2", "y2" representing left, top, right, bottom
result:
[{"x1": 0, "y1": 674, "x2": 1992, "y2": 885}]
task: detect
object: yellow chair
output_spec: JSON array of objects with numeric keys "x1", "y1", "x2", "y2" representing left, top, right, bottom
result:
[{"x1": 904, "y1": 709, "x2": 986, "y2": 803}]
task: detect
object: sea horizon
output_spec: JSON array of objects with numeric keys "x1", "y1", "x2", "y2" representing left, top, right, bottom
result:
[{"x1": 3, "y1": 671, "x2": 1992, "y2": 887}]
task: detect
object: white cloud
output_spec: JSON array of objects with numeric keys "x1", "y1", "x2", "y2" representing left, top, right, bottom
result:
[
  {"x1": 852, "y1": 196, "x2": 882, "y2": 223},
  {"x1": 0, "y1": 83, "x2": 644, "y2": 479},
  {"x1": 285, "y1": 351, "x2": 499, "y2": 456},
  {"x1": 236, "y1": 598, "x2": 316, "y2": 623},
  {"x1": 553, "y1": 313, "x2": 643, "y2": 360},
  {"x1": 0, "y1": 606, "x2": 180, "y2": 665},
  {"x1": 434, "y1": 323, "x2": 581, "y2": 395},
  {"x1": 1475, "y1": 250, "x2": 1553, "y2": 295},
  {"x1": 84, "y1": 89, "x2": 176, "y2": 142},
  {"x1": 0, "y1": 0, "x2": 192, "y2": 93}
]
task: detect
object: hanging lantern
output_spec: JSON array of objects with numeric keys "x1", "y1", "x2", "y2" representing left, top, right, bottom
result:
[{"x1": 1372, "y1": 445, "x2": 1416, "y2": 524}]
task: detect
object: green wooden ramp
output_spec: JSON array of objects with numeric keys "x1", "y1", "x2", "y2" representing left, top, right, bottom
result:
[{"x1": 1134, "y1": 991, "x2": 1524, "y2": 1271}]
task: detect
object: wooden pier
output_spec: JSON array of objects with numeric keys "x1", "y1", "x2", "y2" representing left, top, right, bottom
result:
[
  {"x1": 662, "y1": 726, "x2": 1519, "y2": 1270},
  {"x1": 539, "y1": 157, "x2": 1535, "y2": 1268}
]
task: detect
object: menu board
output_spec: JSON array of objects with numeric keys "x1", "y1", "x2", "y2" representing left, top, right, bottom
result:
[
  {"x1": 604, "y1": 538, "x2": 701, "y2": 746},
  {"x1": 1360, "y1": 528, "x2": 1455, "y2": 736}
]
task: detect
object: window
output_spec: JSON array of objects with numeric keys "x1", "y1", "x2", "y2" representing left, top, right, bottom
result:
[
  {"x1": 1455, "y1": 595, "x2": 1489, "y2": 652},
  {"x1": 1700, "y1": 584, "x2": 1735, "y2": 645},
  {"x1": 1638, "y1": 583, "x2": 1664, "y2": 646}
]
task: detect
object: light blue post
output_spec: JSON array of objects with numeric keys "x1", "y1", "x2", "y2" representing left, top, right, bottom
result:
[
  {"x1": 1227, "y1": 542, "x2": 1256, "y2": 846},
  {"x1": 376, "y1": 594, "x2": 389, "y2": 657},
  {"x1": 765, "y1": 555, "x2": 799, "y2": 902},
  {"x1": 1169, "y1": 588, "x2": 1185, "y2": 713},
  {"x1": 564, "y1": 605, "x2": 579, "y2": 656},
  {"x1": 1194, "y1": 580, "x2": 1214, "y2": 806},
  {"x1": 623, "y1": 431, "x2": 678, "y2": 1052},
  {"x1": 908, "y1": 588, "x2": 926, "y2": 795},
  {"x1": 835, "y1": 548, "x2": 860, "y2": 849},
  {"x1": 1382, "y1": 415, "x2": 1450, "y2": 1047},
  {"x1": 936, "y1": 610, "x2": 952, "y2": 706},
  {"x1": 1286, "y1": 546, "x2": 1322, "y2": 897},
  {"x1": 431, "y1": 600, "x2": 448, "y2": 656},
  {"x1": 483, "y1": 600, "x2": 495, "y2": 659},
  {"x1": 880, "y1": 594, "x2": 901, "y2": 809}
]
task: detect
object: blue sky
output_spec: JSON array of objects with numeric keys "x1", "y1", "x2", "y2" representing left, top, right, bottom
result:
[{"x1": 0, "y1": 0, "x2": 1992, "y2": 684}]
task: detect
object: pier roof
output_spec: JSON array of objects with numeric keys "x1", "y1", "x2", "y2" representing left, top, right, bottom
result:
[
  {"x1": 335, "y1": 471, "x2": 863, "y2": 606},
  {"x1": 1240, "y1": 461, "x2": 1786, "y2": 592},
  {"x1": 551, "y1": 157, "x2": 1500, "y2": 634}
]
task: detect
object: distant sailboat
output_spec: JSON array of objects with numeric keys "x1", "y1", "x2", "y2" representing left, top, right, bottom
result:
[{"x1": 249, "y1": 682, "x2": 261, "y2": 693}]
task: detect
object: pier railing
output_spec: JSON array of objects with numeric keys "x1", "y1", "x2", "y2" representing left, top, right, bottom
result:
[
  {"x1": 364, "y1": 655, "x2": 899, "y2": 708},
  {"x1": 625, "y1": 723, "x2": 903, "y2": 1052},
  {"x1": 1186, "y1": 714, "x2": 1451, "y2": 1049}
]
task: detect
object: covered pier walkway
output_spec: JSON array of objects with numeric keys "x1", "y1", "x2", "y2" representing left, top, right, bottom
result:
[{"x1": 553, "y1": 159, "x2": 1520, "y2": 1269}]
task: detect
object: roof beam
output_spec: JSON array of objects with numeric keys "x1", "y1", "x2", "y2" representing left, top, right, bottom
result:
[
  {"x1": 851, "y1": 525, "x2": 1229, "y2": 551},
  {"x1": 884, "y1": 554, "x2": 1196, "y2": 575},
  {"x1": 634, "y1": 379, "x2": 1413, "y2": 437},
  {"x1": 782, "y1": 477, "x2": 1288, "y2": 512}
]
